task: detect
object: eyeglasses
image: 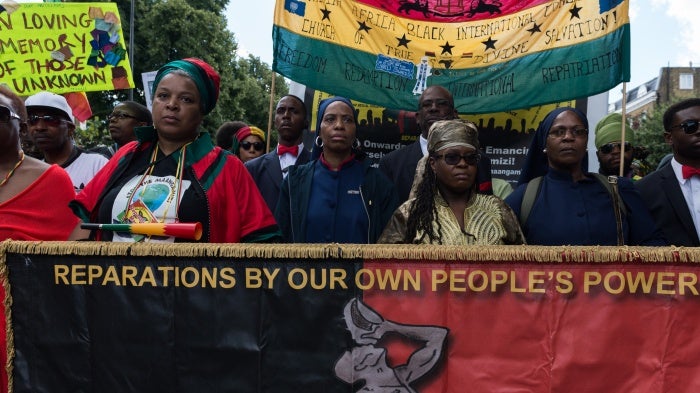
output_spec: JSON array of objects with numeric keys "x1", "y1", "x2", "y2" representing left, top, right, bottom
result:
[
  {"x1": 435, "y1": 152, "x2": 480, "y2": 166},
  {"x1": 670, "y1": 119, "x2": 700, "y2": 134},
  {"x1": 240, "y1": 141, "x2": 264, "y2": 151},
  {"x1": 548, "y1": 127, "x2": 588, "y2": 138},
  {"x1": 28, "y1": 114, "x2": 66, "y2": 127},
  {"x1": 107, "y1": 112, "x2": 137, "y2": 121},
  {"x1": 599, "y1": 141, "x2": 632, "y2": 154},
  {"x1": 0, "y1": 105, "x2": 20, "y2": 123}
]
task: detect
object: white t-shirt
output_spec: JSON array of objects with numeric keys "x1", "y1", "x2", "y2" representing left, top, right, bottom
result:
[{"x1": 64, "y1": 151, "x2": 108, "y2": 192}]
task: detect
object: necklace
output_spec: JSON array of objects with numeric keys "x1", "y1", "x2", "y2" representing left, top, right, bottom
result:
[
  {"x1": 124, "y1": 142, "x2": 190, "y2": 225},
  {"x1": 0, "y1": 151, "x2": 25, "y2": 187}
]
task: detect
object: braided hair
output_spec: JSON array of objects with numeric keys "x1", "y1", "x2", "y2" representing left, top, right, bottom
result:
[{"x1": 404, "y1": 158, "x2": 444, "y2": 244}]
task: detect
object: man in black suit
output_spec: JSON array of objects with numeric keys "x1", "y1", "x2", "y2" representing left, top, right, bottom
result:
[
  {"x1": 246, "y1": 95, "x2": 311, "y2": 212},
  {"x1": 378, "y1": 85, "x2": 492, "y2": 203},
  {"x1": 636, "y1": 98, "x2": 700, "y2": 246}
]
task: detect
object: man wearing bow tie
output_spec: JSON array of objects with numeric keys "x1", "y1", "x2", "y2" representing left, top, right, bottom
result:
[
  {"x1": 246, "y1": 95, "x2": 311, "y2": 212},
  {"x1": 636, "y1": 98, "x2": 700, "y2": 246}
]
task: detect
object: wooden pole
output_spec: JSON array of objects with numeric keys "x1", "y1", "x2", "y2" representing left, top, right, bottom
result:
[
  {"x1": 128, "y1": 0, "x2": 135, "y2": 101},
  {"x1": 266, "y1": 73, "x2": 276, "y2": 153},
  {"x1": 619, "y1": 82, "x2": 627, "y2": 177}
]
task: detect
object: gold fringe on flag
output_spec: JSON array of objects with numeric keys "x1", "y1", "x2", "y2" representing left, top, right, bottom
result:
[{"x1": 1, "y1": 241, "x2": 699, "y2": 264}]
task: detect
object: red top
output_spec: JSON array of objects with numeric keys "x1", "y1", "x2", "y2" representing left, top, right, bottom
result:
[{"x1": 0, "y1": 164, "x2": 78, "y2": 393}]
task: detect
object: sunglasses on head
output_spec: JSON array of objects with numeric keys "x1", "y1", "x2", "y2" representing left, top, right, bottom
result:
[
  {"x1": 599, "y1": 141, "x2": 632, "y2": 154},
  {"x1": 671, "y1": 119, "x2": 700, "y2": 134},
  {"x1": 28, "y1": 114, "x2": 66, "y2": 127},
  {"x1": 241, "y1": 141, "x2": 264, "y2": 151},
  {"x1": 435, "y1": 152, "x2": 480, "y2": 166},
  {"x1": 0, "y1": 105, "x2": 20, "y2": 124}
]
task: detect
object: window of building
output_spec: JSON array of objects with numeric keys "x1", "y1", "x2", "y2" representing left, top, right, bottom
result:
[
  {"x1": 680, "y1": 73, "x2": 694, "y2": 89},
  {"x1": 638, "y1": 84, "x2": 647, "y2": 95}
]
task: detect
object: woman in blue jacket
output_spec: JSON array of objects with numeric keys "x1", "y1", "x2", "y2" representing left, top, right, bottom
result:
[
  {"x1": 505, "y1": 107, "x2": 665, "y2": 246},
  {"x1": 275, "y1": 97, "x2": 398, "y2": 243}
]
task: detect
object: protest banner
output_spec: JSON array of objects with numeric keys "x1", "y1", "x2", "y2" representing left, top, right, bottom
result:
[
  {"x1": 307, "y1": 88, "x2": 578, "y2": 182},
  {"x1": 273, "y1": 0, "x2": 629, "y2": 113}
]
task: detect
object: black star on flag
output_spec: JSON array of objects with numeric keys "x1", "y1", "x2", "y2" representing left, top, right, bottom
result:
[
  {"x1": 569, "y1": 3, "x2": 582, "y2": 19},
  {"x1": 357, "y1": 21, "x2": 371, "y2": 33},
  {"x1": 527, "y1": 22, "x2": 541, "y2": 35},
  {"x1": 320, "y1": 7, "x2": 331, "y2": 21},
  {"x1": 440, "y1": 41, "x2": 454, "y2": 55},
  {"x1": 396, "y1": 34, "x2": 411, "y2": 48},
  {"x1": 482, "y1": 36, "x2": 497, "y2": 50}
]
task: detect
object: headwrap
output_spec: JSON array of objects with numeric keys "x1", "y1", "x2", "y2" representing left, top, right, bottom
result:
[
  {"x1": 427, "y1": 119, "x2": 479, "y2": 153},
  {"x1": 311, "y1": 96, "x2": 358, "y2": 160},
  {"x1": 235, "y1": 125, "x2": 266, "y2": 143},
  {"x1": 594, "y1": 113, "x2": 633, "y2": 149},
  {"x1": 409, "y1": 119, "x2": 480, "y2": 198},
  {"x1": 517, "y1": 107, "x2": 589, "y2": 186},
  {"x1": 152, "y1": 58, "x2": 221, "y2": 115},
  {"x1": 232, "y1": 125, "x2": 266, "y2": 154}
]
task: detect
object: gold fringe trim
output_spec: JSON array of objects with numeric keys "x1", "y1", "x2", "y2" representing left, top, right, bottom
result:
[
  {"x1": 1, "y1": 240, "x2": 699, "y2": 263},
  {"x1": 0, "y1": 242, "x2": 12, "y2": 393}
]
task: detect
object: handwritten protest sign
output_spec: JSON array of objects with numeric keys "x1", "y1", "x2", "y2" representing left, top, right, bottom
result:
[{"x1": 0, "y1": 2, "x2": 134, "y2": 95}]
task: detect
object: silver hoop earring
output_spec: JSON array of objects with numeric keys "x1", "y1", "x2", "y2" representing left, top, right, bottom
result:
[
  {"x1": 353, "y1": 138, "x2": 361, "y2": 149},
  {"x1": 315, "y1": 136, "x2": 323, "y2": 148}
]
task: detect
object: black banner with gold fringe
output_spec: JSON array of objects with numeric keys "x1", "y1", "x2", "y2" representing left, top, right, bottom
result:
[{"x1": 3, "y1": 242, "x2": 700, "y2": 393}]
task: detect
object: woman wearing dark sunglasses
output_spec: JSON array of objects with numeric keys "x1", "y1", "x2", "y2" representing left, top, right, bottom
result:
[
  {"x1": 232, "y1": 125, "x2": 266, "y2": 163},
  {"x1": 378, "y1": 119, "x2": 524, "y2": 245},
  {"x1": 505, "y1": 107, "x2": 665, "y2": 246},
  {"x1": 0, "y1": 86, "x2": 80, "y2": 392},
  {"x1": 0, "y1": 87, "x2": 78, "y2": 239}
]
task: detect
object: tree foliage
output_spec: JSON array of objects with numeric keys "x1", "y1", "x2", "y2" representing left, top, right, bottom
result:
[
  {"x1": 231, "y1": 55, "x2": 289, "y2": 146},
  {"x1": 69, "y1": 0, "x2": 287, "y2": 148},
  {"x1": 633, "y1": 100, "x2": 674, "y2": 169}
]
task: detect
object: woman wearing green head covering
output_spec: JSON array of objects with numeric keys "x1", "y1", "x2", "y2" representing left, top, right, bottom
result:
[
  {"x1": 69, "y1": 58, "x2": 280, "y2": 243},
  {"x1": 378, "y1": 119, "x2": 525, "y2": 245}
]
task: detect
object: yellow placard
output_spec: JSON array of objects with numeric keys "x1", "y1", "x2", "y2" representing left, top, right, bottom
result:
[{"x1": 0, "y1": 2, "x2": 134, "y2": 95}]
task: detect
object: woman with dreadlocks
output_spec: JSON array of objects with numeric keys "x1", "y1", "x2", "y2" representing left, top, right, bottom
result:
[{"x1": 378, "y1": 119, "x2": 524, "y2": 245}]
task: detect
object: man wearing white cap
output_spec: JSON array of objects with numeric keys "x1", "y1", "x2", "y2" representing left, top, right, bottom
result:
[{"x1": 25, "y1": 91, "x2": 107, "y2": 192}]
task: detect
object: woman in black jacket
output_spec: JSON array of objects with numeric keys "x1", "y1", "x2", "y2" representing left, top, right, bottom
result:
[{"x1": 275, "y1": 97, "x2": 398, "y2": 243}]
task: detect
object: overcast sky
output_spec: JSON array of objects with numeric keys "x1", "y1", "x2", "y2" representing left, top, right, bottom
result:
[{"x1": 225, "y1": 0, "x2": 699, "y2": 104}]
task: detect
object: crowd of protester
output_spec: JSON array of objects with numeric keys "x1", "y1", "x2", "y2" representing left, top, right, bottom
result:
[{"x1": 4, "y1": 58, "x2": 700, "y2": 248}]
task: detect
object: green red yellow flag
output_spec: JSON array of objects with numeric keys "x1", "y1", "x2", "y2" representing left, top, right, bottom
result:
[{"x1": 273, "y1": 0, "x2": 630, "y2": 113}]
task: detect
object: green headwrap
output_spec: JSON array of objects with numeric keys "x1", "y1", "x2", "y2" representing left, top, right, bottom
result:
[
  {"x1": 152, "y1": 58, "x2": 220, "y2": 115},
  {"x1": 594, "y1": 113, "x2": 634, "y2": 149}
]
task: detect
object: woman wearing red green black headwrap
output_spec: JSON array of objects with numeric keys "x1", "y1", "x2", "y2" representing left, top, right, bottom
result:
[{"x1": 69, "y1": 58, "x2": 280, "y2": 243}]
